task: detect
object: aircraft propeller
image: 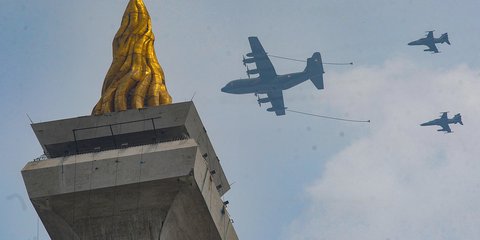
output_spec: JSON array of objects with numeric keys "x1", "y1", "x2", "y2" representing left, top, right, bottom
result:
[
  {"x1": 243, "y1": 55, "x2": 247, "y2": 67},
  {"x1": 246, "y1": 66, "x2": 251, "y2": 78}
]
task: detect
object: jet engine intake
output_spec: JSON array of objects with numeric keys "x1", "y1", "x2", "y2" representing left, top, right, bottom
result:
[
  {"x1": 257, "y1": 97, "x2": 270, "y2": 104},
  {"x1": 243, "y1": 56, "x2": 255, "y2": 65},
  {"x1": 246, "y1": 52, "x2": 267, "y2": 58},
  {"x1": 267, "y1": 107, "x2": 286, "y2": 112},
  {"x1": 247, "y1": 68, "x2": 260, "y2": 75}
]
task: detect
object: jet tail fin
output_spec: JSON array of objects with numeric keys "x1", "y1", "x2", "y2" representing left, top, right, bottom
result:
[
  {"x1": 305, "y1": 52, "x2": 325, "y2": 90},
  {"x1": 454, "y1": 113, "x2": 463, "y2": 125},
  {"x1": 440, "y1": 33, "x2": 450, "y2": 45}
]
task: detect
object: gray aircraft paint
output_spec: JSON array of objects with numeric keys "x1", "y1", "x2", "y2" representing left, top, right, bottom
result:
[
  {"x1": 408, "y1": 31, "x2": 450, "y2": 53},
  {"x1": 420, "y1": 112, "x2": 463, "y2": 133},
  {"x1": 221, "y1": 37, "x2": 324, "y2": 116}
]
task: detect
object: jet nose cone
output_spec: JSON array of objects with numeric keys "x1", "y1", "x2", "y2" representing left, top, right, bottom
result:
[
  {"x1": 408, "y1": 41, "x2": 414, "y2": 46},
  {"x1": 221, "y1": 86, "x2": 228, "y2": 93}
]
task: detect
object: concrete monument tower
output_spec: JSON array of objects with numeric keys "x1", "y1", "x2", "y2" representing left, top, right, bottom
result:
[{"x1": 21, "y1": 1, "x2": 238, "y2": 239}]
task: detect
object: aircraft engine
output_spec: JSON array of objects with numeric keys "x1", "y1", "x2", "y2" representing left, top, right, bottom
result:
[
  {"x1": 257, "y1": 98, "x2": 270, "y2": 104},
  {"x1": 243, "y1": 57, "x2": 255, "y2": 65},
  {"x1": 247, "y1": 68, "x2": 259, "y2": 75},
  {"x1": 246, "y1": 52, "x2": 267, "y2": 58},
  {"x1": 267, "y1": 107, "x2": 286, "y2": 112}
]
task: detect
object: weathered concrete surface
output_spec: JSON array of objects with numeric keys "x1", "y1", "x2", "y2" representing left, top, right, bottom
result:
[
  {"x1": 23, "y1": 139, "x2": 238, "y2": 240},
  {"x1": 31, "y1": 102, "x2": 229, "y2": 195},
  {"x1": 23, "y1": 103, "x2": 238, "y2": 240}
]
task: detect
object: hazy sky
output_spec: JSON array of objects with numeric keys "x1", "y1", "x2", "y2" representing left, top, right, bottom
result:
[{"x1": 1, "y1": 0, "x2": 480, "y2": 239}]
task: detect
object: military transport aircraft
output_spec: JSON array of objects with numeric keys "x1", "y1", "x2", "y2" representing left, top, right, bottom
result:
[
  {"x1": 221, "y1": 36, "x2": 325, "y2": 116},
  {"x1": 420, "y1": 112, "x2": 463, "y2": 133},
  {"x1": 408, "y1": 31, "x2": 450, "y2": 53}
]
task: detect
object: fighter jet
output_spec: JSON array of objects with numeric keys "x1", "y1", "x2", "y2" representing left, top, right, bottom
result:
[
  {"x1": 420, "y1": 112, "x2": 463, "y2": 133},
  {"x1": 221, "y1": 36, "x2": 325, "y2": 116},
  {"x1": 408, "y1": 31, "x2": 450, "y2": 53}
]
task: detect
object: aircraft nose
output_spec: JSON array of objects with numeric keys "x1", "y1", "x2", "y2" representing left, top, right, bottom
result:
[
  {"x1": 221, "y1": 86, "x2": 228, "y2": 93},
  {"x1": 408, "y1": 40, "x2": 418, "y2": 46}
]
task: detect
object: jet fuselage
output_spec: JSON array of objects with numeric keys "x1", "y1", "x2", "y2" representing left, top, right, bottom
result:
[
  {"x1": 420, "y1": 118, "x2": 457, "y2": 127},
  {"x1": 408, "y1": 37, "x2": 445, "y2": 47}
]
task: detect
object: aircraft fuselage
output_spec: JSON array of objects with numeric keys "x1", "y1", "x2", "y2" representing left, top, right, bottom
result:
[
  {"x1": 420, "y1": 118, "x2": 456, "y2": 127},
  {"x1": 408, "y1": 37, "x2": 444, "y2": 47},
  {"x1": 221, "y1": 72, "x2": 309, "y2": 94}
]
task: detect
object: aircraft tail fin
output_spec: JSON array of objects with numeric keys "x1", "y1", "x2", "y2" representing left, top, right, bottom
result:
[
  {"x1": 305, "y1": 52, "x2": 325, "y2": 90},
  {"x1": 440, "y1": 33, "x2": 450, "y2": 45},
  {"x1": 454, "y1": 113, "x2": 463, "y2": 125}
]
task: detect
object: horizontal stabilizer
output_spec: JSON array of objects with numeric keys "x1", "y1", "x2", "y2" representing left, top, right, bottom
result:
[
  {"x1": 440, "y1": 33, "x2": 450, "y2": 45},
  {"x1": 310, "y1": 75, "x2": 324, "y2": 90},
  {"x1": 454, "y1": 113, "x2": 463, "y2": 125}
]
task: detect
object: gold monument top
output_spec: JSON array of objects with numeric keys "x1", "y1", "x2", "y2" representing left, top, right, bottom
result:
[{"x1": 93, "y1": 0, "x2": 172, "y2": 115}]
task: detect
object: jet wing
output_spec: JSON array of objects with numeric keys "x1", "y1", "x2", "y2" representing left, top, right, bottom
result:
[
  {"x1": 248, "y1": 37, "x2": 277, "y2": 79},
  {"x1": 438, "y1": 113, "x2": 451, "y2": 132},
  {"x1": 440, "y1": 112, "x2": 448, "y2": 120},
  {"x1": 439, "y1": 123, "x2": 452, "y2": 133},
  {"x1": 426, "y1": 42, "x2": 439, "y2": 53},
  {"x1": 266, "y1": 90, "x2": 286, "y2": 116},
  {"x1": 426, "y1": 31, "x2": 434, "y2": 39}
]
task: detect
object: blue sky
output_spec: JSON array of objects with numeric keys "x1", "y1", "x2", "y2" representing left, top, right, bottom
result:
[{"x1": 1, "y1": 0, "x2": 480, "y2": 239}]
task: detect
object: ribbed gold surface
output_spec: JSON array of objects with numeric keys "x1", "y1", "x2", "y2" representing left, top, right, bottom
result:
[{"x1": 93, "y1": 0, "x2": 172, "y2": 115}]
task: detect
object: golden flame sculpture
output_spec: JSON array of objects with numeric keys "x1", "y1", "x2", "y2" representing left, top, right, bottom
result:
[{"x1": 93, "y1": 0, "x2": 172, "y2": 115}]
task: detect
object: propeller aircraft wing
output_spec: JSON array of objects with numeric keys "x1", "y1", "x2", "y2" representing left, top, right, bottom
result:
[
  {"x1": 266, "y1": 90, "x2": 286, "y2": 116},
  {"x1": 247, "y1": 37, "x2": 277, "y2": 79}
]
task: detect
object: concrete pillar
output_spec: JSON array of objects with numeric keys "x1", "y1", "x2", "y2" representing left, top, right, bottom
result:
[{"x1": 22, "y1": 102, "x2": 238, "y2": 240}]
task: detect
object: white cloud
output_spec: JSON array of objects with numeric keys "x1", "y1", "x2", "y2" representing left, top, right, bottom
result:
[{"x1": 287, "y1": 58, "x2": 480, "y2": 240}]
